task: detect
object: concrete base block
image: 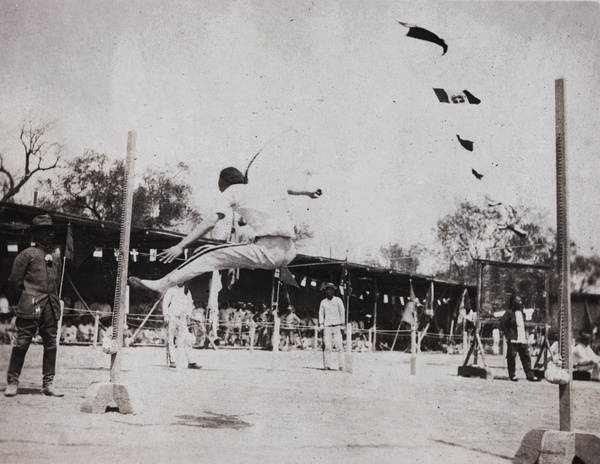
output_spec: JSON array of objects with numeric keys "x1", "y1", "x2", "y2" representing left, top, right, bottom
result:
[
  {"x1": 514, "y1": 429, "x2": 600, "y2": 464},
  {"x1": 457, "y1": 365, "x2": 490, "y2": 379},
  {"x1": 81, "y1": 382, "x2": 143, "y2": 415}
]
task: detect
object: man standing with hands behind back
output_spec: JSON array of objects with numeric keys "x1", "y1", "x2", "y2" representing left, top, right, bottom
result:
[
  {"x1": 319, "y1": 283, "x2": 346, "y2": 371},
  {"x1": 500, "y1": 293, "x2": 540, "y2": 382},
  {"x1": 5, "y1": 215, "x2": 64, "y2": 397}
]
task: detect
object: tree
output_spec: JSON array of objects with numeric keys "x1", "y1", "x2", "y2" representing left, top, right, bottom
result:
[
  {"x1": 0, "y1": 118, "x2": 63, "y2": 202},
  {"x1": 37, "y1": 153, "x2": 200, "y2": 229},
  {"x1": 428, "y1": 199, "x2": 555, "y2": 282},
  {"x1": 132, "y1": 162, "x2": 201, "y2": 229},
  {"x1": 572, "y1": 254, "x2": 600, "y2": 294},
  {"x1": 380, "y1": 243, "x2": 419, "y2": 273},
  {"x1": 38, "y1": 151, "x2": 124, "y2": 221}
]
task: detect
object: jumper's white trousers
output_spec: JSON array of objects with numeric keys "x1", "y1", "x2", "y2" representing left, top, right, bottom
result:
[{"x1": 158, "y1": 236, "x2": 296, "y2": 289}]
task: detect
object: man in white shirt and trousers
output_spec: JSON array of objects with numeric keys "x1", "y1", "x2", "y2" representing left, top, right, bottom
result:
[
  {"x1": 163, "y1": 284, "x2": 201, "y2": 369},
  {"x1": 319, "y1": 283, "x2": 346, "y2": 371}
]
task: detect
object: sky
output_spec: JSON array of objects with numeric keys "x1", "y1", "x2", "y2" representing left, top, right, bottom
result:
[{"x1": 1, "y1": 0, "x2": 599, "y2": 266}]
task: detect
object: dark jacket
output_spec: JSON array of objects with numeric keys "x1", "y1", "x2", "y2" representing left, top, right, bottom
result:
[
  {"x1": 500, "y1": 308, "x2": 519, "y2": 342},
  {"x1": 8, "y1": 245, "x2": 61, "y2": 320}
]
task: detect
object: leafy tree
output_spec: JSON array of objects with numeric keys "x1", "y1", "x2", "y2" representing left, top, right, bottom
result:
[
  {"x1": 38, "y1": 151, "x2": 124, "y2": 221},
  {"x1": 394, "y1": 199, "x2": 557, "y2": 283},
  {"x1": 1, "y1": 118, "x2": 63, "y2": 202},
  {"x1": 572, "y1": 254, "x2": 600, "y2": 294},
  {"x1": 38, "y1": 152, "x2": 200, "y2": 229},
  {"x1": 132, "y1": 162, "x2": 201, "y2": 229},
  {"x1": 380, "y1": 243, "x2": 419, "y2": 273}
]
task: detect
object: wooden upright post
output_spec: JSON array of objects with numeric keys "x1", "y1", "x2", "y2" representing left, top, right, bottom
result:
[
  {"x1": 92, "y1": 311, "x2": 99, "y2": 349},
  {"x1": 555, "y1": 78, "x2": 573, "y2": 432},
  {"x1": 81, "y1": 131, "x2": 143, "y2": 415}
]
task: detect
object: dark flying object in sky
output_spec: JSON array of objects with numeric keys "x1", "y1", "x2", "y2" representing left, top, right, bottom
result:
[
  {"x1": 434, "y1": 88, "x2": 481, "y2": 104},
  {"x1": 498, "y1": 223, "x2": 528, "y2": 238},
  {"x1": 498, "y1": 224, "x2": 527, "y2": 238},
  {"x1": 398, "y1": 21, "x2": 448, "y2": 55},
  {"x1": 457, "y1": 135, "x2": 474, "y2": 151},
  {"x1": 471, "y1": 168, "x2": 484, "y2": 180}
]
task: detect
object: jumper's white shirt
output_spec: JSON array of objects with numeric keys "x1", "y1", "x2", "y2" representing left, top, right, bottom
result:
[{"x1": 216, "y1": 183, "x2": 295, "y2": 238}]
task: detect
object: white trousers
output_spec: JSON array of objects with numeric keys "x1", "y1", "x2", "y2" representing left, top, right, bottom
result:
[
  {"x1": 160, "y1": 237, "x2": 296, "y2": 288},
  {"x1": 323, "y1": 326, "x2": 345, "y2": 370},
  {"x1": 167, "y1": 315, "x2": 192, "y2": 365}
]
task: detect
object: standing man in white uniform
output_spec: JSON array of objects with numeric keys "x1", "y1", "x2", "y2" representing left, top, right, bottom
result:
[
  {"x1": 319, "y1": 283, "x2": 346, "y2": 371},
  {"x1": 129, "y1": 167, "x2": 321, "y2": 295},
  {"x1": 163, "y1": 284, "x2": 201, "y2": 369}
]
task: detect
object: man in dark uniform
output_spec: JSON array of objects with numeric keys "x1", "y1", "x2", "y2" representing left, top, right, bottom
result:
[
  {"x1": 4, "y1": 214, "x2": 64, "y2": 397},
  {"x1": 500, "y1": 293, "x2": 540, "y2": 382}
]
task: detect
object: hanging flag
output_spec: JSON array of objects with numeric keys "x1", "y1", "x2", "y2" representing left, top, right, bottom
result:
[
  {"x1": 207, "y1": 270, "x2": 222, "y2": 312},
  {"x1": 278, "y1": 267, "x2": 300, "y2": 288},
  {"x1": 401, "y1": 280, "x2": 417, "y2": 328},
  {"x1": 7, "y1": 244, "x2": 18, "y2": 253},
  {"x1": 456, "y1": 135, "x2": 474, "y2": 151},
  {"x1": 433, "y1": 88, "x2": 481, "y2": 104},
  {"x1": 391, "y1": 295, "x2": 396, "y2": 304},
  {"x1": 65, "y1": 224, "x2": 74, "y2": 261},
  {"x1": 457, "y1": 288, "x2": 471, "y2": 325},
  {"x1": 226, "y1": 214, "x2": 240, "y2": 289},
  {"x1": 424, "y1": 281, "x2": 434, "y2": 317},
  {"x1": 114, "y1": 248, "x2": 119, "y2": 261},
  {"x1": 300, "y1": 276, "x2": 307, "y2": 287},
  {"x1": 310, "y1": 279, "x2": 317, "y2": 287},
  {"x1": 130, "y1": 249, "x2": 139, "y2": 262},
  {"x1": 399, "y1": 296, "x2": 405, "y2": 306},
  {"x1": 93, "y1": 248, "x2": 103, "y2": 258},
  {"x1": 397, "y1": 21, "x2": 448, "y2": 55},
  {"x1": 149, "y1": 249, "x2": 157, "y2": 262},
  {"x1": 383, "y1": 294, "x2": 389, "y2": 304}
]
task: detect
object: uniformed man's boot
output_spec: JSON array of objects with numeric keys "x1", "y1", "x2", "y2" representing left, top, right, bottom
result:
[
  {"x1": 41, "y1": 348, "x2": 63, "y2": 397},
  {"x1": 6, "y1": 346, "x2": 28, "y2": 396}
]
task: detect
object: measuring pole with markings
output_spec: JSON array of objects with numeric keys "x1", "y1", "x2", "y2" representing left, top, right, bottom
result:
[{"x1": 81, "y1": 131, "x2": 143, "y2": 415}]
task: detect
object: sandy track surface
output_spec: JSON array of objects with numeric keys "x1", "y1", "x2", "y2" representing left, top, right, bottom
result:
[{"x1": 1, "y1": 345, "x2": 599, "y2": 464}]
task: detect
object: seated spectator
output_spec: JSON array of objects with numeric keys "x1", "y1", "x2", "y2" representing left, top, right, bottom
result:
[
  {"x1": 573, "y1": 332, "x2": 600, "y2": 381},
  {"x1": 78, "y1": 317, "x2": 94, "y2": 342},
  {"x1": 0, "y1": 293, "x2": 10, "y2": 315},
  {"x1": 61, "y1": 319, "x2": 78, "y2": 344},
  {"x1": 282, "y1": 305, "x2": 302, "y2": 349},
  {"x1": 0, "y1": 313, "x2": 14, "y2": 344}
]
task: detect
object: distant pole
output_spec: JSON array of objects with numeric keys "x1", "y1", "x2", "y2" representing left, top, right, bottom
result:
[
  {"x1": 93, "y1": 311, "x2": 99, "y2": 349},
  {"x1": 372, "y1": 280, "x2": 378, "y2": 351},
  {"x1": 555, "y1": 78, "x2": 573, "y2": 432}
]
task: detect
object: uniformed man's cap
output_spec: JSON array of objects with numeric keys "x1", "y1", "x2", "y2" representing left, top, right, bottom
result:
[{"x1": 31, "y1": 214, "x2": 55, "y2": 230}]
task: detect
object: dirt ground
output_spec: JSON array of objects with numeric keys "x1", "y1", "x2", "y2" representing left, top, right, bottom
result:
[{"x1": 1, "y1": 345, "x2": 599, "y2": 464}]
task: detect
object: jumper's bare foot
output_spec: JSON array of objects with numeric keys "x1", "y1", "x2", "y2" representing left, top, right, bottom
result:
[{"x1": 128, "y1": 276, "x2": 162, "y2": 299}]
